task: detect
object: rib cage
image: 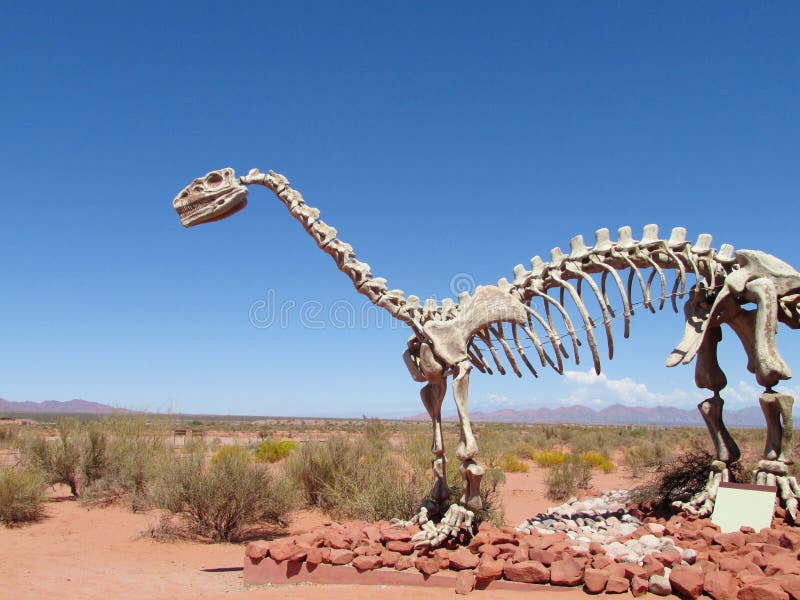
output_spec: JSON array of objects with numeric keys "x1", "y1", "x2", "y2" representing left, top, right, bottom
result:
[{"x1": 455, "y1": 224, "x2": 738, "y2": 378}]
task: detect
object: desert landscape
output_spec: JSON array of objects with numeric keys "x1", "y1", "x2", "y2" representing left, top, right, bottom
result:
[{"x1": 2, "y1": 413, "x2": 798, "y2": 599}]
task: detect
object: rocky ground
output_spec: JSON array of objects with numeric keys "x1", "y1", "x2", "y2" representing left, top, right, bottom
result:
[{"x1": 246, "y1": 494, "x2": 800, "y2": 599}]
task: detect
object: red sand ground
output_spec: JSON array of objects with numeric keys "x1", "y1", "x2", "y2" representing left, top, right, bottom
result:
[{"x1": 0, "y1": 467, "x2": 663, "y2": 599}]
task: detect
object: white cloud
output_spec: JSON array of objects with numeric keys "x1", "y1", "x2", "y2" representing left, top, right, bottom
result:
[
  {"x1": 485, "y1": 393, "x2": 519, "y2": 407},
  {"x1": 561, "y1": 369, "x2": 700, "y2": 407}
]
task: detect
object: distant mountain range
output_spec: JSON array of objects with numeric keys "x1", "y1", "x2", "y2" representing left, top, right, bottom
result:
[
  {"x1": 405, "y1": 403, "x2": 777, "y2": 428},
  {"x1": 0, "y1": 398, "x2": 133, "y2": 415}
]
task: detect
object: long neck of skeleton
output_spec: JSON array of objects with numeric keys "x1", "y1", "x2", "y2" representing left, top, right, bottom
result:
[{"x1": 242, "y1": 169, "x2": 422, "y2": 331}]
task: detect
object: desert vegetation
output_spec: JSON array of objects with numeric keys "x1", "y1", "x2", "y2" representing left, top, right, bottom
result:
[{"x1": 0, "y1": 412, "x2": 792, "y2": 541}]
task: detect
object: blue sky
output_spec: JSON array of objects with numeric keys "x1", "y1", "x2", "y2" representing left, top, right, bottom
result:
[{"x1": 1, "y1": 2, "x2": 798, "y2": 417}]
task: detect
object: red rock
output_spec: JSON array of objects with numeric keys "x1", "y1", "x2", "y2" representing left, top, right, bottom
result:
[
  {"x1": 362, "y1": 525, "x2": 381, "y2": 542},
  {"x1": 323, "y1": 530, "x2": 350, "y2": 549},
  {"x1": 269, "y1": 541, "x2": 307, "y2": 563},
  {"x1": 467, "y1": 531, "x2": 491, "y2": 551},
  {"x1": 550, "y1": 557, "x2": 584, "y2": 586},
  {"x1": 740, "y1": 550, "x2": 767, "y2": 569},
  {"x1": 643, "y1": 555, "x2": 665, "y2": 577},
  {"x1": 379, "y1": 549, "x2": 400, "y2": 567},
  {"x1": 475, "y1": 557, "x2": 505, "y2": 581},
  {"x1": 245, "y1": 540, "x2": 270, "y2": 560},
  {"x1": 606, "y1": 575, "x2": 630, "y2": 594},
  {"x1": 328, "y1": 549, "x2": 355, "y2": 565},
  {"x1": 295, "y1": 531, "x2": 322, "y2": 547},
  {"x1": 511, "y1": 545, "x2": 529, "y2": 563},
  {"x1": 589, "y1": 541, "x2": 603, "y2": 555},
  {"x1": 353, "y1": 543, "x2": 380, "y2": 556},
  {"x1": 495, "y1": 542, "x2": 518, "y2": 558},
  {"x1": 394, "y1": 555, "x2": 414, "y2": 571},
  {"x1": 319, "y1": 547, "x2": 331, "y2": 563},
  {"x1": 704, "y1": 569, "x2": 739, "y2": 600},
  {"x1": 764, "y1": 552, "x2": 800, "y2": 577},
  {"x1": 719, "y1": 555, "x2": 755, "y2": 573},
  {"x1": 478, "y1": 543, "x2": 501, "y2": 558},
  {"x1": 583, "y1": 567, "x2": 608, "y2": 594},
  {"x1": 659, "y1": 549, "x2": 683, "y2": 567},
  {"x1": 381, "y1": 527, "x2": 413, "y2": 542},
  {"x1": 353, "y1": 555, "x2": 382, "y2": 571},
  {"x1": 503, "y1": 560, "x2": 550, "y2": 584},
  {"x1": 670, "y1": 564, "x2": 704, "y2": 599},
  {"x1": 455, "y1": 570, "x2": 476, "y2": 595},
  {"x1": 781, "y1": 531, "x2": 800, "y2": 551},
  {"x1": 489, "y1": 530, "x2": 518, "y2": 545},
  {"x1": 624, "y1": 563, "x2": 646, "y2": 581},
  {"x1": 715, "y1": 531, "x2": 747, "y2": 551},
  {"x1": 591, "y1": 555, "x2": 613, "y2": 570},
  {"x1": 777, "y1": 573, "x2": 800, "y2": 600},
  {"x1": 535, "y1": 533, "x2": 566, "y2": 550},
  {"x1": 415, "y1": 555, "x2": 440, "y2": 576},
  {"x1": 738, "y1": 581, "x2": 790, "y2": 600},
  {"x1": 432, "y1": 548, "x2": 450, "y2": 570},
  {"x1": 631, "y1": 575, "x2": 648, "y2": 597},
  {"x1": 529, "y1": 547, "x2": 557, "y2": 565},
  {"x1": 303, "y1": 546, "x2": 321, "y2": 566},
  {"x1": 449, "y1": 547, "x2": 479, "y2": 570},
  {"x1": 386, "y1": 540, "x2": 414, "y2": 554}
]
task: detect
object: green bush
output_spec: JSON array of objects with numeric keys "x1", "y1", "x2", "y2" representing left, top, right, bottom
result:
[
  {"x1": 0, "y1": 467, "x2": 46, "y2": 525},
  {"x1": 254, "y1": 439, "x2": 298, "y2": 463},
  {"x1": 150, "y1": 448, "x2": 293, "y2": 542}
]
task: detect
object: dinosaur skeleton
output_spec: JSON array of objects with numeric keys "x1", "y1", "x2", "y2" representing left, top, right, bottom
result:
[{"x1": 173, "y1": 167, "x2": 800, "y2": 546}]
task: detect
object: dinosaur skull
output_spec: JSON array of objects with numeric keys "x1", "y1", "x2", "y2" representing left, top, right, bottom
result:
[{"x1": 173, "y1": 168, "x2": 249, "y2": 227}]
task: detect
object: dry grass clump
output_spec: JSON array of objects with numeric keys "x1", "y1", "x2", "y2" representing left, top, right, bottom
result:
[
  {"x1": 21, "y1": 418, "x2": 83, "y2": 497},
  {"x1": 0, "y1": 466, "x2": 46, "y2": 525},
  {"x1": 544, "y1": 453, "x2": 592, "y2": 501},
  {"x1": 285, "y1": 435, "x2": 425, "y2": 522},
  {"x1": 149, "y1": 447, "x2": 294, "y2": 542},
  {"x1": 623, "y1": 441, "x2": 670, "y2": 477}
]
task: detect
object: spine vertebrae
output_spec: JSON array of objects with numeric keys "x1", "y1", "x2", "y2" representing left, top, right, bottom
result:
[{"x1": 467, "y1": 224, "x2": 737, "y2": 378}]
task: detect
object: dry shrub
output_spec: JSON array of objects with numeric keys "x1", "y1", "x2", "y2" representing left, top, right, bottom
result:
[
  {"x1": 623, "y1": 441, "x2": 669, "y2": 478},
  {"x1": 150, "y1": 449, "x2": 293, "y2": 542},
  {"x1": 21, "y1": 418, "x2": 82, "y2": 496},
  {"x1": 545, "y1": 454, "x2": 592, "y2": 501},
  {"x1": 631, "y1": 449, "x2": 747, "y2": 510},
  {"x1": 0, "y1": 422, "x2": 21, "y2": 448},
  {"x1": 0, "y1": 466, "x2": 46, "y2": 525},
  {"x1": 285, "y1": 436, "x2": 425, "y2": 522},
  {"x1": 80, "y1": 416, "x2": 171, "y2": 509}
]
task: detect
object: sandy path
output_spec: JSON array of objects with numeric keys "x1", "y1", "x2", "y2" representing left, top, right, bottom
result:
[{"x1": 0, "y1": 467, "x2": 652, "y2": 600}]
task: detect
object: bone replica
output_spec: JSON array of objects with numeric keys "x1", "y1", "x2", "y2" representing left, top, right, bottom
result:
[{"x1": 174, "y1": 167, "x2": 800, "y2": 547}]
